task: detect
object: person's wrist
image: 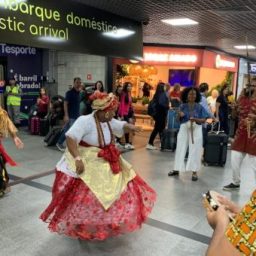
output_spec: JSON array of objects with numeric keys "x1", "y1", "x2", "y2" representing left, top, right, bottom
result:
[{"x1": 74, "y1": 156, "x2": 81, "y2": 161}]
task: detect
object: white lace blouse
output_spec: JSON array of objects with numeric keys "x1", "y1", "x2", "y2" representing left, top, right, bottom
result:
[{"x1": 56, "y1": 113, "x2": 126, "y2": 177}]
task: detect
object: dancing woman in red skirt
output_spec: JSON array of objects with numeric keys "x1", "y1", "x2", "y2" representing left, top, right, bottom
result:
[
  {"x1": 40, "y1": 92, "x2": 156, "y2": 240},
  {"x1": 0, "y1": 107, "x2": 24, "y2": 197}
]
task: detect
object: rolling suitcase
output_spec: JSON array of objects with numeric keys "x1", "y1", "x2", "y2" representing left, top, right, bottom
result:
[
  {"x1": 44, "y1": 127, "x2": 62, "y2": 147},
  {"x1": 39, "y1": 118, "x2": 50, "y2": 136},
  {"x1": 161, "y1": 109, "x2": 179, "y2": 151},
  {"x1": 204, "y1": 123, "x2": 228, "y2": 166},
  {"x1": 30, "y1": 116, "x2": 40, "y2": 135},
  {"x1": 160, "y1": 129, "x2": 178, "y2": 151},
  {"x1": 167, "y1": 109, "x2": 180, "y2": 129}
]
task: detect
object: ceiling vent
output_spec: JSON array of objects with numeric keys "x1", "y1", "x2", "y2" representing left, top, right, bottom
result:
[{"x1": 209, "y1": 5, "x2": 255, "y2": 16}]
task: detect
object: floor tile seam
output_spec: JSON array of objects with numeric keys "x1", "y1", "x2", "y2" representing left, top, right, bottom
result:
[
  {"x1": 146, "y1": 218, "x2": 211, "y2": 245},
  {"x1": 8, "y1": 170, "x2": 55, "y2": 186},
  {"x1": 7, "y1": 173, "x2": 211, "y2": 245}
]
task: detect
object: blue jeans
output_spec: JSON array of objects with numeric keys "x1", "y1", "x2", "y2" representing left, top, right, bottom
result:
[{"x1": 57, "y1": 119, "x2": 76, "y2": 145}]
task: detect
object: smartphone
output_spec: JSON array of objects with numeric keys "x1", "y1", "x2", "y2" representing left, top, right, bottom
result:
[
  {"x1": 203, "y1": 190, "x2": 234, "y2": 221},
  {"x1": 202, "y1": 191, "x2": 219, "y2": 211}
]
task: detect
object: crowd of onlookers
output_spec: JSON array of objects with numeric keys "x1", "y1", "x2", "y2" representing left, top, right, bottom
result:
[
  {"x1": 3, "y1": 77, "x2": 236, "y2": 153},
  {"x1": 2, "y1": 76, "x2": 256, "y2": 255}
]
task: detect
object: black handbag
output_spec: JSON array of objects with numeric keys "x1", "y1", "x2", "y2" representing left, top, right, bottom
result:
[{"x1": 0, "y1": 154, "x2": 9, "y2": 193}]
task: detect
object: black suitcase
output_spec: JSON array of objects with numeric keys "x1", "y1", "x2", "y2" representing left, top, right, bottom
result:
[
  {"x1": 204, "y1": 132, "x2": 228, "y2": 166},
  {"x1": 39, "y1": 118, "x2": 50, "y2": 136},
  {"x1": 44, "y1": 127, "x2": 62, "y2": 147},
  {"x1": 161, "y1": 129, "x2": 178, "y2": 151}
]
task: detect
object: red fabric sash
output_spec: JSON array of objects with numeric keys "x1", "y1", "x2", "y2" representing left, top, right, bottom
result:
[
  {"x1": 0, "y1": 143, "x2": 17, "y2": 166},
  {"x1": 79, "y1": 141, "x2": 121, "y2": 174}
]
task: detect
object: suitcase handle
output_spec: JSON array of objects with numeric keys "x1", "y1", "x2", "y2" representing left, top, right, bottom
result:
[{"x1": 209, "y1": 122, "x2": 224, "y2": 135}]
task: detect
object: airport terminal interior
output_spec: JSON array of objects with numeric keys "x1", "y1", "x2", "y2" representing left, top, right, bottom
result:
[{"x1": 1, "y1": 0, "x2": 256, "y2": 256}]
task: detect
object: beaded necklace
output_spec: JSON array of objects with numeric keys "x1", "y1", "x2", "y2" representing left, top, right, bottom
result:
[{"x1": 94, "y1": 113, "x2": 115, "y2": 148}]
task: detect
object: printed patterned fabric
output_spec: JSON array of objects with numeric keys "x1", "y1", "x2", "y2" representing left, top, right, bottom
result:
[
  {"x1": 40, "y1": 171, "x2": 156, "y2": 240},
  {"x1": 231, "y1": 96, "x2": 256, "y2": 156},
  {"x1": 225, "y1": 190, "x2": 256, "y2": 256}
]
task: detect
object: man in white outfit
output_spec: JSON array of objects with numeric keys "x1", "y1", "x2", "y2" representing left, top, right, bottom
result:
[{"x1": 223, "y1": 82, "x2": 256, "y2": 190}]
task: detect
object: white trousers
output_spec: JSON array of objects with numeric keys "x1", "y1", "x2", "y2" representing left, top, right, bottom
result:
[
  {"x1": 231, "y1": 150, "x2": 256, "y2": 185},
  {"x1": 174, "y1": 122, "x2": 203, "y2": 172}
]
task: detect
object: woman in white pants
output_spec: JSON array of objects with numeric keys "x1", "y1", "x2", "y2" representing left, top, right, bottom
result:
[{"x1": 168, "y1": 87, "x2": 209, "y2": 181}]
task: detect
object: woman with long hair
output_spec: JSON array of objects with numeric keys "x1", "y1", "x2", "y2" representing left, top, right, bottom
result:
[
  {"x1": 94, "y1": 81, "x2": 104, "y2": 92},
  {"x1": 168, "y1": 87, "x2": 209, "y2": 181},
  {"x1": 216, "y1": 84, "x2": 230, "y2": 135},
  {"x1": 114, "y1": 85, "x2": 123, "y2": 101},
  {"x1": 117, "y1": 82, "x2": 134, "y2": 150},
  {"x1": 37, "y1": 87, "x2": 49, "y2": 118},
  {"x1": 146, "y1": 82, "x2": 169, "y2": 150}
]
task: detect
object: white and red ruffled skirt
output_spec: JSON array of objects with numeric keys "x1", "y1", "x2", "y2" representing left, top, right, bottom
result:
[{"x1": 40, "y1": 169, "x2": 156, "y2": 240}]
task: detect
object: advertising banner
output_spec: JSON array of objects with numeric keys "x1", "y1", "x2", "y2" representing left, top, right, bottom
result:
[
  {"x1": 0, "y1": 43, "x2": 43, "y2": 123},
  {"x1": 0, "y1": 0, "x2": 143, "y2": 59}
]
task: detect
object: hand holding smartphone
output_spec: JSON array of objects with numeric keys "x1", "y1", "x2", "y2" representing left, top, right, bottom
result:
[{"x1": 202, "y1": 190, "x2": 234, "y2": 221}]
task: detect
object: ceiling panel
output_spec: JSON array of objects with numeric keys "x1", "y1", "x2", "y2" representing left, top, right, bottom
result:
[{"x1": 73, "y1": 0, "x2": 256, "y2": 59}]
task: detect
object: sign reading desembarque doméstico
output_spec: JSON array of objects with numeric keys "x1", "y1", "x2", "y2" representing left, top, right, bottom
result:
[{"x1": 0, "y1": 0, "x2": 143, "y2": 59}]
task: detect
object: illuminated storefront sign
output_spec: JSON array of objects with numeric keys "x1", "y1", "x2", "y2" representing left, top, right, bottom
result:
[
  {"x1": 215, "y1": 54, "x2": 235, "y2": 69},
  {"x1": 249, "y1": 63, "x2": 256, "y2": 74},
  {"x1": 144, "y1": 52, "x2": 198, "y2": 63}
]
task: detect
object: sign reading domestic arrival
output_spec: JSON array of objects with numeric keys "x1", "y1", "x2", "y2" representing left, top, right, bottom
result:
[{"x1": 0, "y1": 0, "x2": 143, "y2": 59}]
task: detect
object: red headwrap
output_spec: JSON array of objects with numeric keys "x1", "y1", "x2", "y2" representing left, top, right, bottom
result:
[{"x1": 90, "y1": 91, "x2": 119, "y2": 111}]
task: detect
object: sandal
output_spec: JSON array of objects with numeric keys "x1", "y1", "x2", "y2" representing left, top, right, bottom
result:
[
  {"x1": 192, "y1": 172, "x2": 198, "y2": 181},
  {"x1": 168, "y1": 170, "x2": 179, "y2": 176}
]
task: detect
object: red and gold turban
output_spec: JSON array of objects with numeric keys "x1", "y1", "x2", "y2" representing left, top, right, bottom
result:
[{"x1": 90, "y1": 91, "x2": 119, "y2": 111}]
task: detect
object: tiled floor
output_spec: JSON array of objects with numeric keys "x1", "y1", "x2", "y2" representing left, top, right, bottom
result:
[{"x1": 0, "y1": 129, "x2": 255, "y2": 256}]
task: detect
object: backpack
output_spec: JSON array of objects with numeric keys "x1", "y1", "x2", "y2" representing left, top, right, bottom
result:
[
  {"x1": 49, "y1": 95, "x2": 65, "y2": 125},
  {"x1": 147, "y1": 98, "x2": 157, "y2": 117}
]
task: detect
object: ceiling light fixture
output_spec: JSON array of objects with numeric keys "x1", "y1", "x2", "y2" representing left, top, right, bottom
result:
[
  {"x1": 103, "y1": 29, "x2": 135, "y2": 39},
  {"x1": 161, "y1": 18, "x2": 198, "y2": 26},
  {"x1": 39, "y1": 37, "x2": 66, "y2": 43},
  {"x1": 129, "y1": 59, "x2": 139, "y2": 64},
  {"x1": 0, "y1": 0, "x2": 26, "y2": 5},
  {"x1": 234, "y1": 45, "x2": 255, "y2": 50}
]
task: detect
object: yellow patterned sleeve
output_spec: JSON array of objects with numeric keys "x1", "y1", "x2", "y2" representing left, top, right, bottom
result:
[
  {"x1": 7, "y1": 117, "x2": 18, "y2": 137},
  {"x1": 0, "y1": 107, "x2": 17, "y2": 137},
  {"x1": 225, "y1": 190, "x2": 256, "y2": 256}
]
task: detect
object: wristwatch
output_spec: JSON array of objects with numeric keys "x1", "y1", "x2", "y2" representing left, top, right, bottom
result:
[{"x1": 74, "y1": 156, "x2": 82, "y2": 161}]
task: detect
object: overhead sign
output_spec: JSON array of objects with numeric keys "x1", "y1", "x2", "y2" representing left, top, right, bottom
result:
[
  {"x1": 0, "y1": 43, "x2": 36, "y2": 55},
  {"x1": 142, "y1": 46, "x2": 204, "y2": 66},
  {"x1": 215, "y1": 54, "x2": 236, "y2": 69},
  {"x1": 249, "y1": 63, "x2": 256, "y2": 74},
  {"x1": 0, "y1": 0, "x2": 143, "y2": 59},
  {"x1": 0, "y1": 43, "x2": 43, "y2": 123},
  {"x1": 144, "y1": 53, "x2": 198, "y2": 63}
]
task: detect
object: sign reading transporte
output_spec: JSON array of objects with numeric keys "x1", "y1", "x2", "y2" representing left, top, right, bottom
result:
[
  {"x1": 0, "y1": 0, "x2": 142, "y2": 59},
  {"x1": 0, "y1": 43, "x2": 43, "y2": 122}
]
